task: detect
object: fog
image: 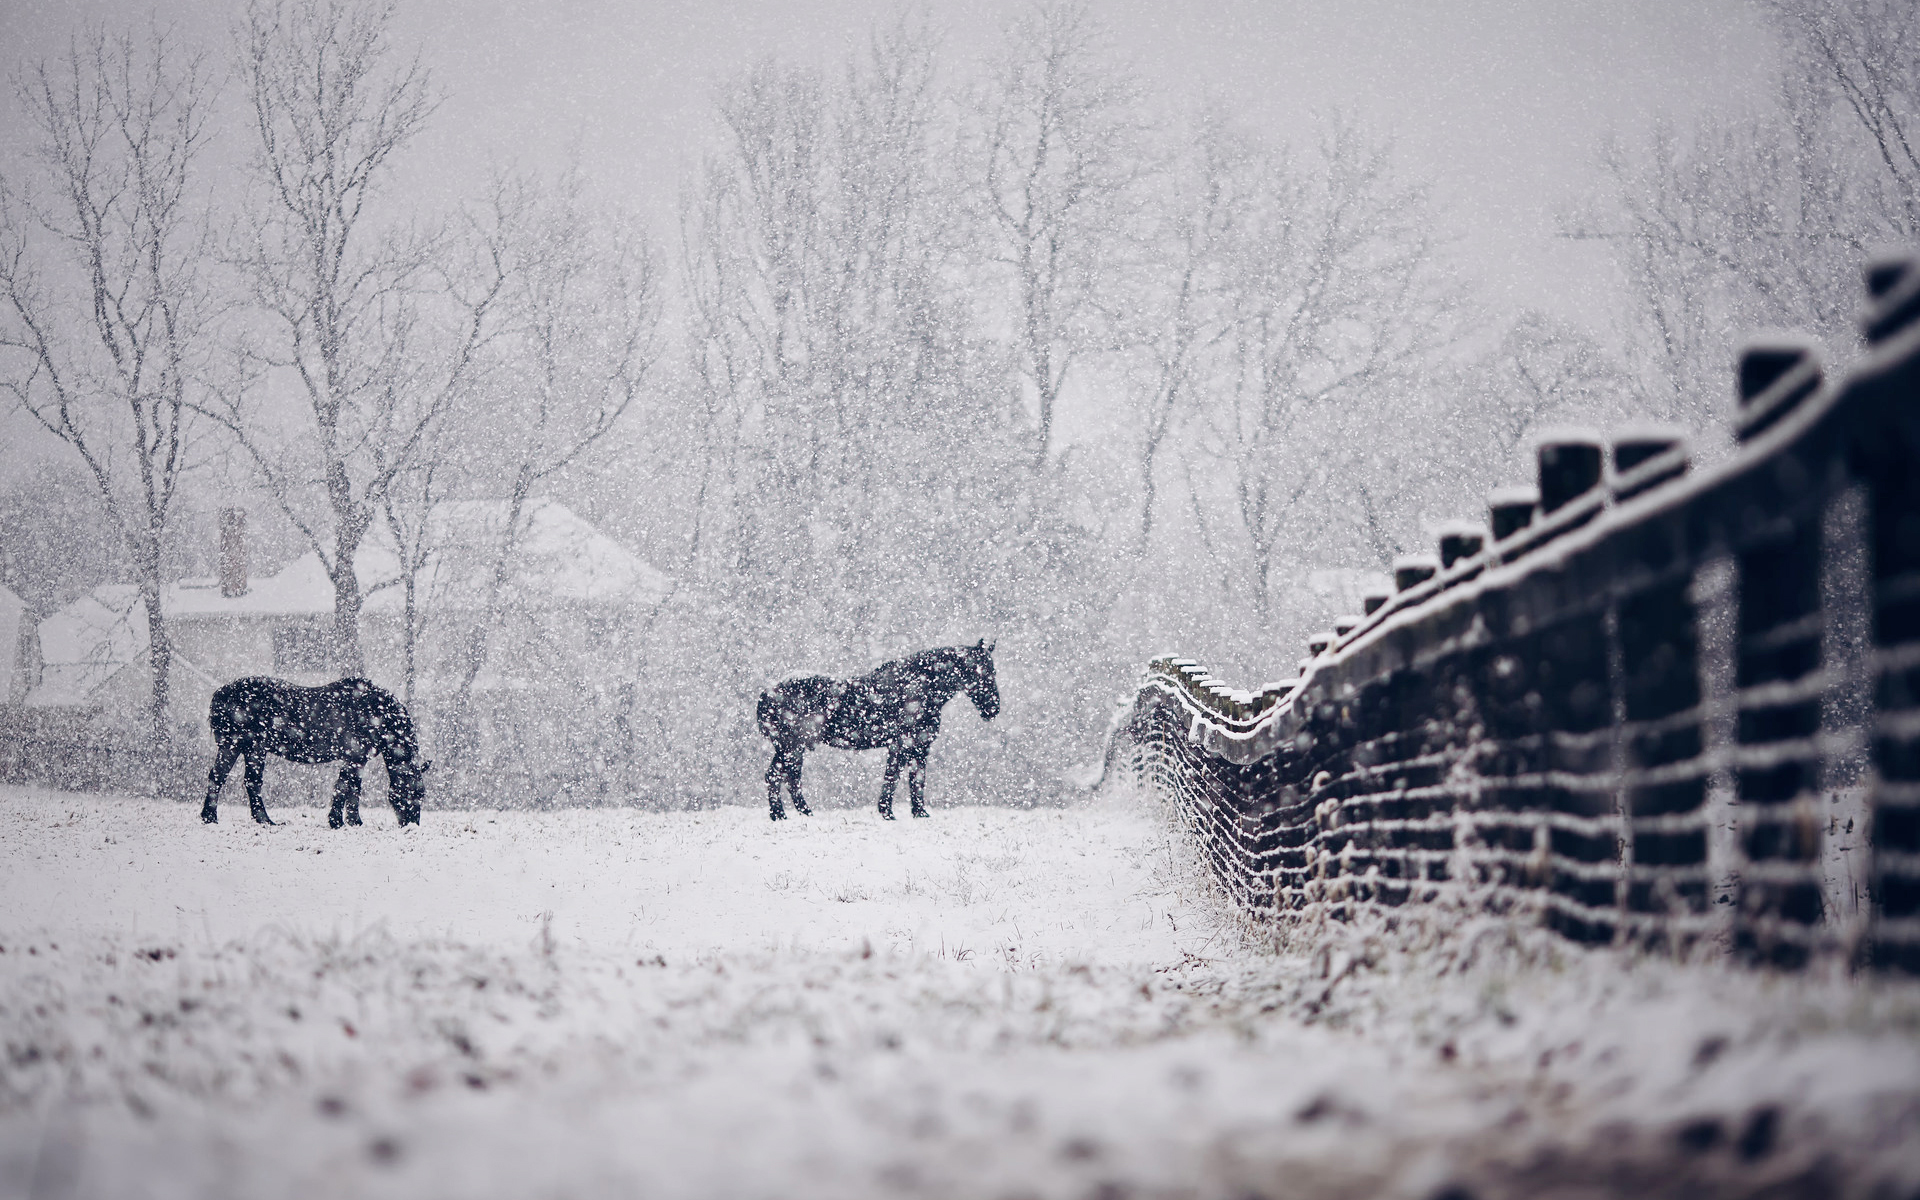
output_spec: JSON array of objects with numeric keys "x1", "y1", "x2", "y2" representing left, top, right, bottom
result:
[
  {"x1": 0, "y1": 0, "x2": 1909, "y2": 808},
  {"x1": 2, "y1": 6, "x2": 1917, "y2": 1197}
]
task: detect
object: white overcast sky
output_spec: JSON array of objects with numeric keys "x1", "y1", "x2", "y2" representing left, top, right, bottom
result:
[{"x1": 1, "y1": 0, "x2": 1778, "y2": 327}]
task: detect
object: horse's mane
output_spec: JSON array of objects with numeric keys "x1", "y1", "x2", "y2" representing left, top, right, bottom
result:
[{"x1": 886, "y1": 645, "x2": 974, "y2": 673}]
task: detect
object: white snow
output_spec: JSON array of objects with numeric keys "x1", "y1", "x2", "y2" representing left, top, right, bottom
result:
[{"x1": 2, "y1": 783, "x2": 1918, "y2": 1199}]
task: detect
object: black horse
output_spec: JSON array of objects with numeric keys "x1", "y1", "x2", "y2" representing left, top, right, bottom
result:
[
  {"x1": 757, "y1": 640, "x2": 999, "y2": 821},
  {"x1": 202, "y1": 677, "x2": 429, "y2": 828}
]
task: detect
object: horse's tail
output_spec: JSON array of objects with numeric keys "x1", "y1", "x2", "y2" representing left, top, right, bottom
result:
[{"x1": 756, "y1": 689, "x2": 777, "y2": 741}]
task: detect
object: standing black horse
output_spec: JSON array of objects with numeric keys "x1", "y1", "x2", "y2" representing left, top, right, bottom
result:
[
  {"x1": 202, "y1": 677, "x2": 429, "y2": 827},
  {"x1": 757, "y1": 641, "x2": 999, "y2": 821}
]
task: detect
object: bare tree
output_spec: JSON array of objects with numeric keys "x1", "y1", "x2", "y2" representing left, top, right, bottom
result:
[
  {"x1": 1183, "y1": 116, "x2": 1472, "y2": 622},
  {"x1": 968, "y1": 1, "x2": 1153, "y2": 471},
  {"x1": 682, "y1": 19, "x2": 1012, "y2": 658},
  {"x1": 664, "y1": 21, "x2": 1142, "y2": 805},
  {"x1": 218, "y1": 0, "x2": 503, "y2": 675},
  {"x1": 1574, "y1": 2, "x2": 1914, "y2": 431},
  {"x1": 1770, "y1": 0, "x2": 1920, "y2": 237},
  {"x1": 1468, "y1": 311, "x2": 1636, "y2": 468},
  {"x1": 437, "y1": 173, "x2": 663, "y2": 752},
  {"x1": 1576, "y1": 107, "x2": 1864, "y2": 432},
  {"x1": 0, "y1": 27, "x2": 215, "y2": 759},
  {"x1": 1122, "y1": 106, "x2": 1242, "y2": 548},
  {"x1": 0, "y1": 459, "x2": 130, "y2": 618}
]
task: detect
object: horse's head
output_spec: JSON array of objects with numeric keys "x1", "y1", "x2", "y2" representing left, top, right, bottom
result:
[
  {"x1": 965, "y1": 638, "x2": 1000, "y2": 721},
  {"x1": 387, "y1": 757, "x2": 429, "y2": 825}
]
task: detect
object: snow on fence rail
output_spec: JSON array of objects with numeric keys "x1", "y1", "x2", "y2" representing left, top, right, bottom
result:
[{"x1": 1119, "y1": 251, "x2": 1920, "y2": 974}]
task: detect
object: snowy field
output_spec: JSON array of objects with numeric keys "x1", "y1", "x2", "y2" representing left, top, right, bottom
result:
[{"x1": 3, "y1": 784, "x2": 1919, "y2": 1200}]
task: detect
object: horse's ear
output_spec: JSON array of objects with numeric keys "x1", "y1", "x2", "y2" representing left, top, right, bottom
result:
[
  {"x1": 985, "y1": 639, "x2": 995, "y2": 654},
  {"x1": 420, "y1": 760, "x2": 434, "y2": 775}
]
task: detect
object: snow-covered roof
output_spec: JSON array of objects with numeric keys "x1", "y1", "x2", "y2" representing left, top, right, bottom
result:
[
  {"x1": 164, "y1": 555, "x2": 336, "y2": 618},
  {"x1": 30, "y1": 556, "x2": 339, "y2": 706},
  {"x1": 360, "y1": 498, "x2": 671, "y2": 613},
  {"x1": 152, "y1": 498, "x2": 668, "y2": 618},
  {"x1": 24, "y1": 499, "x2": 668, "y2": 708},
  {"x1": 29, "y1": 585, "x2": 145, "y2": 708}
]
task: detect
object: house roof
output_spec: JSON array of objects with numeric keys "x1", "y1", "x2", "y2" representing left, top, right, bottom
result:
[
  {"x1": 151, "y1": 498, "x2": 669, "y2": 618},
  {"x1": 29, "y1": 584, "x2": 148, "y2": 707},
  {"x1": 360, "y1": 498, "x2": 672, "y2": 613},
  {"x1": 26, "y1": 499, "x2": 669, "y2": 708}
]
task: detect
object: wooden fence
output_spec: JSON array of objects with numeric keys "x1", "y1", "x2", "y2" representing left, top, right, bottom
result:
[{"x1": 1118, "y1": 252, "x2": 1920, "y2": 973}]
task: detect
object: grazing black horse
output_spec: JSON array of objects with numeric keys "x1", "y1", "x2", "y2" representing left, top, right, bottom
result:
[
  {"x1": 202, "y1": 677, "x2": 429, "y2": 828},
  {"x1": 757, "y1": 640, "x2": 999, "y2": 821}
]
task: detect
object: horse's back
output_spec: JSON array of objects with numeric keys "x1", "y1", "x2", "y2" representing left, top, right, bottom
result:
[
  {"x1": 209, "y1": 676, "x2": 401, "y2": 762},
  {"x1": 209, "y1": 676, "x2": 297, "y2": 730},
  {"x1": 759, "y1": 675, "x2": 844, "y2": 745},
  {"x1": 212, "y1": 675, "x2": 288, "y2": 707}
]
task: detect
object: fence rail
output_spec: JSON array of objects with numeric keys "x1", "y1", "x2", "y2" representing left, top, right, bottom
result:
[{"x1": 1118, "y1": 252, "x2": 1920, "y2": 973}]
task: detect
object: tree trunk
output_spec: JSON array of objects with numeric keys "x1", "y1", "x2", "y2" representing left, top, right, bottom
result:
[
  {"x1": 138, "y1": 583, "x2": 173, "y2": 773},
  {"x1": 130, "y1": 514, "x2": 176, "y2": 793},
  {"x1": 401, "y1": 563, "x2": 419, "y2": 708},
  {"x1": 1139, "y1": 446, "x2": 1158, "y2": 548},
  {"x1": 329, "y1": 515, "x2": 370, "y2": 677},
  {"x1": 446, "y1": 464, "x2": 535, "y2": 775},
  {"x1": 1252, "y1": 547, "x2": 1273, "y2": 628},
  {"x1": 380, "y1": 490, "x2": 430, "y2": 710},
  {"x1": 1034, "y1": 380, "x2": 1056, "y2": 472}
]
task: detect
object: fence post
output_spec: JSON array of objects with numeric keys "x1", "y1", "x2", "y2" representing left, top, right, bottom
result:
[
  {"x1": 1489, "y1": 486, "x2": 1538, "y2": 542},
  {"x1": 1730, "y1": 496, "x2": 1827, "y2": 967},
  {"x1": 1859, "y1": 253, "x2": 1920, "y2": 972},
  {"x1": 1537, "y1": 433, "x2": 1605, "y2": 515}
]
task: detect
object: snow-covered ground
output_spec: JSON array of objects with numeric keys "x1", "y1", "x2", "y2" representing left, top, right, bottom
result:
[{"x1": 3, "y1": 783, "x2": 1918, "y2": 1200}]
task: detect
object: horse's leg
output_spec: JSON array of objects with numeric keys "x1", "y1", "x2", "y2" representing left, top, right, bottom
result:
[
  {"x1": 767, "y1": 746, "x2": 788, "y2": 820},
  {"x1": 788, "y1": 748, "x2": 811, "y2": 816},
  {"x1": 878, "y1": 747, "x2": 903, "y2": 821},
  {"x1": 907, "y1": 746, "x2": 931, "y2": 819},
  {"x1": 328, "y1": 765, "x2": 346, "y2": 828},
  {"x1": 202, "y1": 739, "x2": 239, "y2": 824},
  {"x1": 244, "y1": 753, "x2": 274, "y2": 825},
  {"x1": 330, "y1": 764, "x2": 362, "y2": 829}
]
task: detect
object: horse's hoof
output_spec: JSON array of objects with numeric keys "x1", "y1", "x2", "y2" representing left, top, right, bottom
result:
[
  {"x1": 911, "y1": 808, "x2": 930, "y2": 819},
  {"x1": 328, "y1": 813, "x2": 343, "y2": 830},
  {"x1": 347, "y1": 815, "x2": 362, "y2": 827},
  {"x1": 201, "y1": 810, "x2": 217, "y2": 824},
  {"x1": 770, "y1": 809, "x2": 786, "y2": 821},
  {"x1": 794, "y1": 803, "x2": 812, "y2": 816},
  {"x1": 254, "y1": 815, "x2": 275, "y2": 825},
  {"x1": 879, "y1": 810, "x2": 896, "y2": 821}
]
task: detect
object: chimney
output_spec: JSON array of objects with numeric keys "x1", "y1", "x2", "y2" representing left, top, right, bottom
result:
[{"x1": 220, "y1": 508, "x2": 249, "y2": 598}]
